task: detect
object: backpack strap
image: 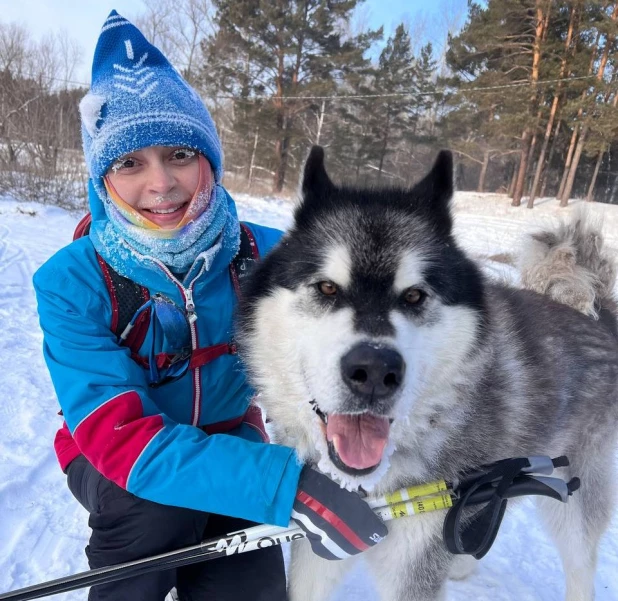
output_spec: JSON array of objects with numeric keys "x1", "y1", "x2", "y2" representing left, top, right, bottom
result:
[
  {"x1": 73, "y1": 214, "x2": 92, "y2": 241},
  {"x1": 230, "y1": 223, "x2": 260, "y2": 296},
  {"x1": 75, "y1": 213, "x2": 259, "y2": 365},
  {"x1": 73, "y1": 212, "x2": 151, "y2": 350},
  {"x1": 95, "y1": 254, "x2": 151, "y2": 350}
]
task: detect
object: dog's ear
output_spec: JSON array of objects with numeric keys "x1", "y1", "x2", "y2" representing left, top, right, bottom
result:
[
  {"x1": 410, "y1": 150, "x2": 454, "y2": 233},
  {"x1": 425, "y1": 150, "x2": 453, "y2": 207},
  {"x1": 302, "y1": 146, "x2": 335, "y2": 197}
]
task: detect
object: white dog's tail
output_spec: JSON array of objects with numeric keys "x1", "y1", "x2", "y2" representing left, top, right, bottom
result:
[{"x1": 519, "y1": 208, "x2": 617, "y2": 320}]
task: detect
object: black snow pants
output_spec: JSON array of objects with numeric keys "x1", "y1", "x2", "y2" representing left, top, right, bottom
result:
[{"x1": 66, "y1": 455, "x2": 288, "y2": 601}]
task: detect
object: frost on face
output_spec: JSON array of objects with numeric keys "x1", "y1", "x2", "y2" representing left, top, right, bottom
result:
[
  {"x1": 94, "y1": 181, "x2": 239, "y2": 275},
  {"x1": 178, "y1": 149, "x2": 195, "y2": 160},
  {"x1": 182, "y1": 184, "x2": 214, "y2": 224},
  {"x1": 109, "y1": 148, "x2": 197, "y2": 176},
  {"x1": 152, "y1": 192, "x2": 185, "y2": 206}
]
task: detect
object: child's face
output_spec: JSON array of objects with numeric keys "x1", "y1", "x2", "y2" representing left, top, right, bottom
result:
[{"x1": 106, "y1": 145, "x2": 205, "y2": 229}]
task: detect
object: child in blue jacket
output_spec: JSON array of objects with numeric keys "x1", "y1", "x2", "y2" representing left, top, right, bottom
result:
[{"x1": 33, "y1": 10, "x2": 386, "y2": 601}]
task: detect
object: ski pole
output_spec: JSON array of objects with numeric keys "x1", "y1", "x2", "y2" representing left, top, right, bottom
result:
[
  {"x1": 0, "y1": 483, "x2": 440, "y2": 601},
  {"x1": 112, "y1": 474, "x2": 579, "y2": 577},
  {"x1": 0, "y1": 458, "x2": 578, "y2": 601}
]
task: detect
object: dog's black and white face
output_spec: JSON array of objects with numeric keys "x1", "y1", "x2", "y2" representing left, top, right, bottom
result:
[{"x1": 239, "y1": 147, "x2": 486, "y2": 490}]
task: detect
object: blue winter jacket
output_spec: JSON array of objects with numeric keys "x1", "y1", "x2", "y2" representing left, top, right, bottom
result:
[{"x1": 33, "y1": 186, "x2": 302, "y2": 527}]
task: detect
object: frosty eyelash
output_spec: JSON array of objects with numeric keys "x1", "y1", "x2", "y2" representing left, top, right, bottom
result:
[
  {"x1": 110, "y1": 159, "x2": 127, "y2": 173},
  {"x1": 173, "y1": 148, "x2": 196, "y2": 160},
  {"x1": 109, "y1": 148, "x2": 196, "y2": 174}
]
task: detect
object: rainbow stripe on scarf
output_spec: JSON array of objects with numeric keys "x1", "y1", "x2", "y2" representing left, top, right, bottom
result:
[{"x1": 103, "y1": 154, "x2": 213, "y2": 240}]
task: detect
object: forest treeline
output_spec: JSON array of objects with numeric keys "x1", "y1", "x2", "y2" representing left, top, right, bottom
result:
[{"x1": 1, "y1": 0, "x2": 617, "y2": 206}]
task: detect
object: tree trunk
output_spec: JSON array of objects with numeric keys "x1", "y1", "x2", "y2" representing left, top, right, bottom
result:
[
  {"x1": 610, "y1": 171, "x2": 618, "y2": 204},
  {"x1": 525, "y1": 115, "x2": 542, "y2": 207},
  {"x1": 528, "y1": 95, "x2": 560, "y2": 206},
  {"x1": 558, "y1": 124, "x2": 579, "y2": 205},
  {"x1": 560, "y1": 4, "x2": 618, "y2": 205},
  {"x1": 586, "y1": 86, "x2": 618, "y2": 201},
  {"x1": 508, "y1": 161, "x2": 518, "y2": 197},
  {"x1": 273, "y1": 121, "x2": 290, "y2": 193},
  {"x1": 512, "y1": 0, "x2": 546, "y2": 207},
  {"x1": 478, "y1": 150, "x2": 490, "y2": 192},
  {"x1": 248, "y1": 128, "x2": 259, "y2": 186},
  {"x1": 529, "y1": 1, "x2": 578, "y2": 205},
  {"x1": 512, "y1": 130, "x2": 532, "y2": 206},
  {"x1": 557, "y1": 29, "x2": 600, "y2": 204},
  {"x1": 586, "y1": 149, "x2": 604, "y2": 202},
  {"x1": 561, "y1": 122, "x2": 589, "y2": 204},
  {"x1": 272, "y1": 1, "x2": 306, "y2": 194},
  {"x1": 272, "y1": 48, "x2": 287, "y2": 194},
  {"x1": 315, "y1": 100, "x2": 326, "y2": 146},
  {"x1": 7, "y1": 142, "x2": 16, "y2": 164},
  {"x1": 540, "y1": 120, "x2": 561, "y2": 197}
]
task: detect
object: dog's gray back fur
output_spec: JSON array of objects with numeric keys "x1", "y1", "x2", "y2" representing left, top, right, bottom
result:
[
  {"x1": 440, "y1": 284, "x2": 618, "y2": 472},
  {"x1": 519, "y1": 209, "x2": 617, "y2": 319},
  {"x1": 239, "y1": 147, "x2": 618, "y2": 601}
]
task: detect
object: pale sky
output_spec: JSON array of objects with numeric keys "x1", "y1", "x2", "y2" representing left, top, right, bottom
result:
[
  {"x1": 3, "y1": 0, "x2": 147, "y2": 83},
  {"x1": 2, "y1": 0, "x2": 464, "y2": 85}
]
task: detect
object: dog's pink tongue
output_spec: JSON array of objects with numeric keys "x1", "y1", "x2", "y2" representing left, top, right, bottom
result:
[{"x1": 326, "y1": 413, "x2": 390, "y2": 470}]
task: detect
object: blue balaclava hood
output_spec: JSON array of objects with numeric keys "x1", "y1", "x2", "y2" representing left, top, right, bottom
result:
[{"x1": 81, "y1": 11, "x2": 240, "y2": 276}]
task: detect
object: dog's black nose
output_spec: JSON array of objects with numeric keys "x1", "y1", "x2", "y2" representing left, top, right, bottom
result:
[{"x1": 340, "y1": 343, "x2": 405, "y2": 399}]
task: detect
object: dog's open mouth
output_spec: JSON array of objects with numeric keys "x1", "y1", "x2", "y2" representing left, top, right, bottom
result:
[{"x1": 312, "y1": 402, "x2": 391, "y2": 475}]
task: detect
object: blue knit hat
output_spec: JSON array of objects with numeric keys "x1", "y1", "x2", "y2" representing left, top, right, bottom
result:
[{"x1": 80, "y1": 10, "x2": 223, "y2": 189}]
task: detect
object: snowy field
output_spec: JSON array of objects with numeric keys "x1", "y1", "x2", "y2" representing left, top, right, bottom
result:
[{"x1": 1, "y1": 190, "x2": 618, "y2": 601}]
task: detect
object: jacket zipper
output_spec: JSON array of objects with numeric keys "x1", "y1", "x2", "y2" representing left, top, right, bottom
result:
[{"x1": 147, "y1": 257, "x2": 209, "y2": 426}]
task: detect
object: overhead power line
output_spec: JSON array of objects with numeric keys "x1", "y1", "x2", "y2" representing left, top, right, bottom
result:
[
  {"x1": 41, "y1": 73, "x2": 596, "y2": 100},
  {"x1": 236, "y1": 75, "x2": 597, "y2": 101}
]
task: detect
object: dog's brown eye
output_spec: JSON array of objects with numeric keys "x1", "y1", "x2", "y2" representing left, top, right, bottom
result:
[
  {"x1": 317, "y1": 281, "x2": 338, "y2": 296},
  {"x1": 404, "y1": 288, "x2": 423, "y2": 304}
]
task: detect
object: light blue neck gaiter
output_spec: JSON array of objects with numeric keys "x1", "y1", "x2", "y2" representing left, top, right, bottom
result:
[{"x1": 90, "y1": 184, "x2": 240, "y2": 276}]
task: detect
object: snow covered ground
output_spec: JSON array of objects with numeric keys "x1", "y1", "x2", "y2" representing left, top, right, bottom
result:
[{"x1": 0, "y1": 190, "x2": 617, "y2": 601}]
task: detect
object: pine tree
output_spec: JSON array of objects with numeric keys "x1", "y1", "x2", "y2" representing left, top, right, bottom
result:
[
  {"x1": 445, "y1": 1, "x2": 531, "y2": 192},
  {"x1": 367, "y1": 25, "x2": 418, "y2": 182},
  {"x1": 302, "y1": 26, "x2": 381, "y2": 185},
  {"x1": 560, "y1": 1, "x2": 618, "y2": 204},
  {"x1": 412, "y1": 43, "x2": 439, "y2": 139},
  {"x1": 201, "y1": 0, "x2": 378, "y2": 193},
  {"x1": 527, "y1": 0, "x2": 582, "y2": 207},
  {"x1": 446, "y1": 0, "x2": 564, "y2": 200}
]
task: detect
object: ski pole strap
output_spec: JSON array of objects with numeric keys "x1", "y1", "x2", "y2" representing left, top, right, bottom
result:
[
  {"x1": 442, "y1": 456, "x2": 580, "y2": 559},
  {"x1": 453, "y1": 454, "x2": 569, "y2": 491},
  {"x1": 443, "y1": 456, "x2": 527, "y2": 559}
]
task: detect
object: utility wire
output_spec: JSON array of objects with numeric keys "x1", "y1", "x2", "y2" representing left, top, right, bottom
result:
[
  {"x1": 36, "y1": 73, "x2": 597, "y2": 100},
  {"x1": 222, "y1": 74, "x2": 598, "y2": 100}
]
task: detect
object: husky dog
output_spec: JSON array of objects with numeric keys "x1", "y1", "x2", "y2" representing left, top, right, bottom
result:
[{"x1": 238, "y1": 147, "x2": 618, "y2": 601}]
